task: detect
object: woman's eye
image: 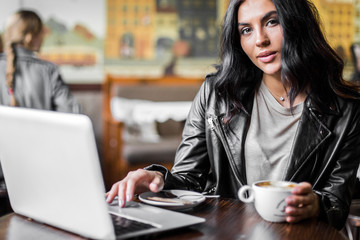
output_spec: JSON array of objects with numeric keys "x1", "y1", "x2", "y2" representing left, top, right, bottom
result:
[
  {"x1": 267, "y1": 18, "x2": 279, "y2": 26},
  {"x1": 240, "y1": 27, "x2": 251, "y2": 35}
]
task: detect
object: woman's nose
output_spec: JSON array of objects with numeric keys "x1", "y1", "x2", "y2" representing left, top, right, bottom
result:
[{"x1": 255, "y1": 31, "x2": 270, "y2": 47}]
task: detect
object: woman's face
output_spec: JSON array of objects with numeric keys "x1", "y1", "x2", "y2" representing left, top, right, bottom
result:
[{"x1": 238, "y1": 0, "x2": 283, "y2": 78}]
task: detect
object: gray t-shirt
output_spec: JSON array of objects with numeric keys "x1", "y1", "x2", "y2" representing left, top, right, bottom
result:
[{"x1": 245, "y1": 81, "x2": 303, "y2": 185}]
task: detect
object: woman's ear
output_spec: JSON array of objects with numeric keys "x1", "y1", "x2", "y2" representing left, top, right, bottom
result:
[
  {"x1": 23, "y1": 33, "x2": 33, "y2": 49},
  {"x1": 25, "y1": 31, "x2": 43, "y2": 52}
]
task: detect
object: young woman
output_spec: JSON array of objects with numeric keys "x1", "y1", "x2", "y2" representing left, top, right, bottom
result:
[
  {"x1": 0, "y1": 10, "x2": 80, "y2": 113},
  {"x1": 106, "y1": 0, "x2": 360, "y2": 229}
]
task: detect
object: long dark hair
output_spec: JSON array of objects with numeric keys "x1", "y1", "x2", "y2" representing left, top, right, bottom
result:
[{"x1": 215, "y1": 0, "x2": 360, "y2": 122}]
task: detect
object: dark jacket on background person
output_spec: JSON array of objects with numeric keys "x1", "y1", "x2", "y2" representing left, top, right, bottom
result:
[
  {"x1": 147, "y1": 74, "x2": 360, "y2": 230},
  {"x1": 0, "y1": 46, "x2": 81, "y2": 113}
]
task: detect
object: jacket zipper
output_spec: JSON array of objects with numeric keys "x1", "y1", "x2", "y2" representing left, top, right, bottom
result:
[{"x1": 207, "y1": 116, "x2": 245, "y2": 186}]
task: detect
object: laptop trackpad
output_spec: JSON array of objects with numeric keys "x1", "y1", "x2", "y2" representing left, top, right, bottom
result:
[{"x1": 108, "y1": 200, "x2": 204, "y2": 229}]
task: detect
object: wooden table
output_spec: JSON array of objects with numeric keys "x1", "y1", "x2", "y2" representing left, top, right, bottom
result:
[{"x1": 0, "y1": 198, "x2": 347, "y2": 240}]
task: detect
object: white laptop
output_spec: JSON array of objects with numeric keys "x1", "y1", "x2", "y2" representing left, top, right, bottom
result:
[{"x1": 0, "y1": 106, "x2": 205, "y2": 240}]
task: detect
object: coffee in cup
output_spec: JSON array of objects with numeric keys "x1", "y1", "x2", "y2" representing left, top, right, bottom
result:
[{"x1": 238, "y1": 180, "x2": 298, "y2": 222}]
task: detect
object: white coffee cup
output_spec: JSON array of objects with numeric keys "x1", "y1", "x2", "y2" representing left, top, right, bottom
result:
[{"x1": 238, "y1": 180, "x2": 298, "y2": 222}]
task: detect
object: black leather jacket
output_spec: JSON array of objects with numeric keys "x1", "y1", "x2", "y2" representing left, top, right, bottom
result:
[
  {"x1": 149, "y1": 75, "x2": 360, "y2": 229},
  {"x1": 0, "y1": 47, "x2": 81, "y2": 113}
]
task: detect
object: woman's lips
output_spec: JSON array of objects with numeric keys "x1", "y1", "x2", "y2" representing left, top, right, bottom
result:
[{"x1": 257, "y1": 51, "x2": 277, "y2": 63}]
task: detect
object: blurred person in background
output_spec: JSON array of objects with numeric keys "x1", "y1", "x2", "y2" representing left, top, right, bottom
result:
[{"x1": 0, "y1": 9, "x2": 80, "y2": 112}]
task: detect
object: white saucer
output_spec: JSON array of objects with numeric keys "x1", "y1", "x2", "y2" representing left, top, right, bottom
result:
[{"x1": 139, "y1": 190, "x2": 206, "y2": 211}]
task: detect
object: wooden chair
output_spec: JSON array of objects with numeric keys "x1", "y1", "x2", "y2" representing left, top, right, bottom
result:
[{"x1": 102, "y1": 75, "x2": 203, "y2": 189}]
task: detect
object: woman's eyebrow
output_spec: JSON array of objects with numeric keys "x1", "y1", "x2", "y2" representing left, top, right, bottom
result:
[
  {"x1": 238, "y1": 10, "x2": 278, "y2": 27},
  {"x1": 262, "y1": 10, "x2": 278, "y2": 21}
]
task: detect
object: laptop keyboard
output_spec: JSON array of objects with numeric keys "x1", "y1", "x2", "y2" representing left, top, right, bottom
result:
[{"x1": 110, "y1": 214, "x2": 157, "y2": 235}]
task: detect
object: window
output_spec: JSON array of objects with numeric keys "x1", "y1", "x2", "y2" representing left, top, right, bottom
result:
[
  {"x1": 109, "y1": 18, "x2": 116, "y2": 25},
  {"x1": 144, "y1": 5, "x2": 150, "y2": 13},
  {"x1": 208, "y1": 1, "x2": 215, "y2": 8},
  {"x1": 194, "y1": 0, "x2": 201, "y2": 8},
  {"x1": 184, "y1": 0, "x2": 191, "y2": 7},
  {"x1": 122, "y1": 5, "x2": 128, "y2": 12},
  {"x1": 193, "y1": 19, "x2": 200, "y2": 27},
  {"x1": 208, "y1": 18, "x2": 215, "y2": 26},
  {"x1": 208, "y1": 41, "x2": 216, "y2": 52}
]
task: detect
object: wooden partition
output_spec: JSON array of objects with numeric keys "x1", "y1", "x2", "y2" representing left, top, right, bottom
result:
[{"x1": 102, "y1": 74, "x2": 203, "y2": 189}]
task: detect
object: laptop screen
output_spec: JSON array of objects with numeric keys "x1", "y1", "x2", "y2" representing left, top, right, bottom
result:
[{"x1": 0, "y1": 106, "x2": 115, "y2": 239}]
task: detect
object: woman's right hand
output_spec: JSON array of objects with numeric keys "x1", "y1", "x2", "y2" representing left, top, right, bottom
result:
[{"x1": 105, "y1": 169, "x2": 164, "y2": 208}]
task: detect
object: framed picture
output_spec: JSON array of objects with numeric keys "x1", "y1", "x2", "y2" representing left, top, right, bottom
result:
[{"x1": 0, "y1": 0, "x2": 105, "y2": 83}]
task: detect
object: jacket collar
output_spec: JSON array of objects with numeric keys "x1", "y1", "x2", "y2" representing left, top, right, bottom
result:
[
  {"x1": 0, "y1": 46, "x2": 36, "y2": 59},
  {"x1": 14, "y1": 46, "x2": 37, "y2": 58},
  {"x1": 284, "y1": 96, "x2": 340, "y2": 182},
  {"x1": 305, "y1": 94, "x2": 340, "y2": 116}
]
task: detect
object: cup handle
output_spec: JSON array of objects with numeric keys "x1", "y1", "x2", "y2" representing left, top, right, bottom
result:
[{"x1": 238, "y1": 185, "x2": 254, "y2": 203}]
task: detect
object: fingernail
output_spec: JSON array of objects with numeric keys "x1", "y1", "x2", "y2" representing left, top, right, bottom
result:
[
  {"x1": 126, "y1": 194, "x2": 132, "y2": 201},
  {"x1": 119, "y1": 199, "x2": 124, "y2": 207},
  {"x1": 150, "y1": 183, "x2": 159, "y2": 191},
  {"x1": 106, "y1": 196, "x2": 110, "y2": 202}
]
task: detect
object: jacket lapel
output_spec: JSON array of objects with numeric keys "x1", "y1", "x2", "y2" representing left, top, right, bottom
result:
[
  {"x1": 284, "y1": 98, "x2": 340, "y2": 181},
  {"x1": 214, "y1": 93, "x2": 254, "y2": 186},
  {"x1": 222, "y1": 111, "x2": 250, "y2": 185}
]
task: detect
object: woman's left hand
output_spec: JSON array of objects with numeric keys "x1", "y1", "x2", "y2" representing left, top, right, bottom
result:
[{"x1": 285, "y1": 182, "x2": 320, "y2": 223}]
